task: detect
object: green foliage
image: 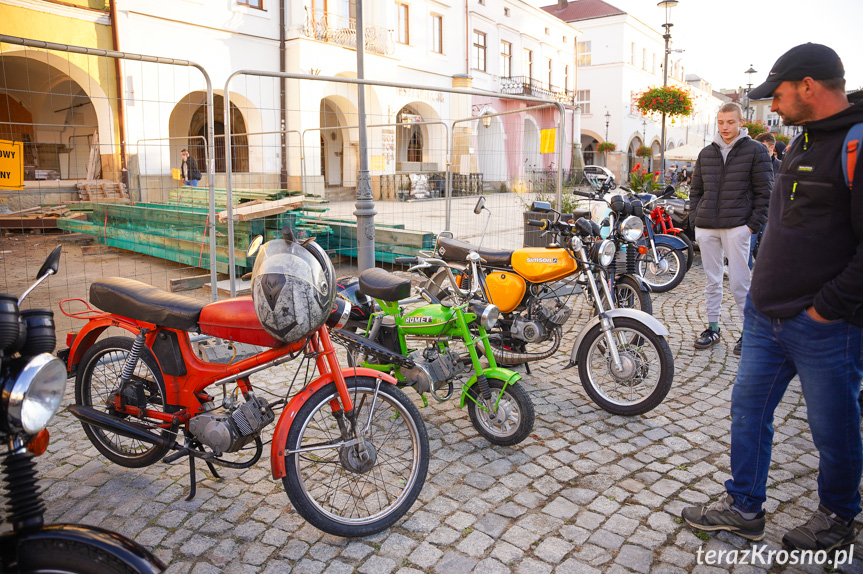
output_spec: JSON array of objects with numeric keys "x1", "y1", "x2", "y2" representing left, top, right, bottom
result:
[
  {"x1": 742, "y1": 119, "x2": 768, "y2": 139},
  {"x1": 597, "y1": 141, "x2": 617, "y2": 153},
  {"x1": 774, "y1": 132, "x2": 791, "y2": 144},
  {"x1": 636, "y1": 145, "x2": 653, "y2": 158},
  {"x1": 629, "y1": 164, "x2": 662, "y2": 194},
  {"x1": 636, "y1": 85, "x2": 695, "y2": 117}
]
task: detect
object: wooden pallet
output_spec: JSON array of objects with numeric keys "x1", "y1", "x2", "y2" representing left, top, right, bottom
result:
[
  {"x1": 76, "y1": 180, "x2": 129, "y2": 201},
  {"x1": 0, "y1": 205, "x2": 86, "y2": 230}
]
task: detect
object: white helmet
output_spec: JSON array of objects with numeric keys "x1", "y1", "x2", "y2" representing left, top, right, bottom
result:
[{"x1": 251, "y1": 230, "x2": 335, "y2": 344}]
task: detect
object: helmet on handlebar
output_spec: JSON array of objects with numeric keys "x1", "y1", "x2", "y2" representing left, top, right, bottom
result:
[{"x1": 251, "y1": 232, "x2": 336, "y2": 344}]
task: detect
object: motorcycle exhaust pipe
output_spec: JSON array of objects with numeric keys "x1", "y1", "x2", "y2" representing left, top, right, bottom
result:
[
  {"x1": 480, "y1": 328, "x2": 562, "y2": 365},
  {"x1": 67, "y1": 405, "x2": 176, "y2": 450}
]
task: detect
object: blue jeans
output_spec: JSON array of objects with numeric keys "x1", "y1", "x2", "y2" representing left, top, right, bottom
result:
[
  {"x1": 748, "y1": 224, "x2": 765, "y2": 270},
  {"x1": 726, "y1": 296, "x2": 863, "y2": 520},
  {"x1": 185, "y1": 180, "x2": 199, "y2": 187}
]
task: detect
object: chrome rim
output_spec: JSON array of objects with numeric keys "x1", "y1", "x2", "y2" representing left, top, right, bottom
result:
[
  {"x1": 475, "y1": 388, "x2": 521, "y2": 438},
  {"x1": 586, "y1": 327, "x2": 661, "y2": 406}
]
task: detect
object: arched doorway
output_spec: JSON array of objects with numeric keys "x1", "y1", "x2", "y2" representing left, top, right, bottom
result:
[
  {"x1": 627, "y1": 136, "x2": 644, "y2": 174},
  {"x1": 476, "y1": 113, "x2": 506, "y2": 183},
  {"x1": 581, "y1": 134, "x2": 600, "y2": 166},
  {"x1": 320, "y1": 99, "x2": 346, "y2": 187},
  {"x1": 396, "y1": 105, "x2": 424, "y2": 169},
  {"x1": 523, "y1": 116, "x2": 541, "y2": 173},
  {"x1": 186, "y1": 95, "x2": 248, "y2": 173}
]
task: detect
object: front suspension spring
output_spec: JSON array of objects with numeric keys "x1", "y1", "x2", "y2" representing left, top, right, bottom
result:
[{"x1": 475, "y1": 374, "x2": 492, "y2": 401}]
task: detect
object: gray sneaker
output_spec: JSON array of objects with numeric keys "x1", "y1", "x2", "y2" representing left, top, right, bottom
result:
[
  {"x1": 681, "y1": 495, "x2": 765, "y2": 541},
  {"x1": 782, "y1": 505, "x2": 857, "y2": 551}
]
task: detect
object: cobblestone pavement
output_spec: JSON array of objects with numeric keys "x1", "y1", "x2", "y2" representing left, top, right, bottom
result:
[{"x1": 22, "y1": 258, "x2": 863, "y2": 573}]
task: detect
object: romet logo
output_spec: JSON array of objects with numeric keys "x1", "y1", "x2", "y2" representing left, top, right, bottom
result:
[
  {"x1": 526, "y1": 257, "x2": 558, "y2": 264},
  {"x1": 404, "y1": 316, "x2": 434, "y2": 324}
]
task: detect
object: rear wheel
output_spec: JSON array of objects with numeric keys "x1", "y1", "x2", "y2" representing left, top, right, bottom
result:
[
  {"x1": 75, "y1": 336, "x2": 172, "y2": 468},
  {"x1": 283, "y1": 377, "x2": 429, "y2": 537},
  {"x1": 612, "y1": 276, "x2": 653, "y2": 315},
  {"x1": 467, "y1": 378, "x2": 534, "y2": 446}
]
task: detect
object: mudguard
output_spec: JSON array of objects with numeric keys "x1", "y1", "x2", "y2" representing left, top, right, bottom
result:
[
  {"x1": 0, "y1": 523, "x2": 165, "y2": 573},
  {"x1": 270, "y1": 368, "x2": 398, "y2": 479},
  {"x1": 617, "y1": 273, "x2": 651, "y2": 293},
  {"x1": 568, "y1": 308, "x2": 669, "y2": 365},
  {"x1": 652, "y1": 233, "x2": 687, "y2": 251},
  {"x1": 460, "y1": 367, "x2": 522, "y2": 408}
]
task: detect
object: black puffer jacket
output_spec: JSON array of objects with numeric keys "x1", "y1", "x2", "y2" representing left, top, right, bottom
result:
[{"x1": 689, "y1": 133, "x2": 773, "y2": 232}]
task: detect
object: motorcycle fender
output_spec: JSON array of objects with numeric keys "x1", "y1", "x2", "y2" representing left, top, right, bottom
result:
[
  {"x1": 65, "y1": 316, "x2": 143, "y2": 376},
  {"x1": 569, "y1": 309, "x2": 670, "y2": 365},
  {"x1": 270, "y1": 368, "x2": 398, "y2": 479},
  {"x1": 459, "y1": 368, "x2": 522, "y2": 408},
  {"x1": 618, "y1": 273, "x2": 651, "y2": 293},
  {"x1": 653, "y1": 234, "x2": 687, "y2": 251},
  {"x1": 0, "y1": 523, "x2": 165, "y2": 574}
]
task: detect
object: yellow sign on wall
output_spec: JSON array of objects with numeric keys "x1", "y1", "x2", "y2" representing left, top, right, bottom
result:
[
  {"x1": 0, "y1": 140, "x2": 23, "y2": 190},
  {"x1": 540, "y1": 129, "x2": 556, "y2": 154}
]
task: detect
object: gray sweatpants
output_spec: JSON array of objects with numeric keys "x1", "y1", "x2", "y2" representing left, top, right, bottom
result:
[{"x1": 695, "y1": 225, "x2": 752, "y2": 325}]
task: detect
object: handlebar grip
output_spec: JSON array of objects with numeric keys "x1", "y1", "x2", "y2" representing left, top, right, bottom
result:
[
  {"x1": 394, "y1": 256, "x2": 418, "y2": 265},
  {"x1": 526, "y1": 219, "x2": 546, "y2": 228},
  {"x1": 619, "y1": 185, "x2": 633, "y2": 193},
  {"x1": 571, "y1": 190, "x2": 595, "y2": 198}
]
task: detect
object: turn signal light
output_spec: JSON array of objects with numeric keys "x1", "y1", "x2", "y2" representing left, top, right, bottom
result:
[
  {"x1": 637, "y1": 245, "x2": 648, "y2": 255},
  {"x1": 27, "y1": 429, "x2": 50, "y2": 456},
  {"x1": 66, "y1": 332, "x2": 77, "y2": 347}
]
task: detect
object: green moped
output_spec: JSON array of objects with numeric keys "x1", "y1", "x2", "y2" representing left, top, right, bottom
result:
[{"x1": 333, "y1": 254, "x2": 534, "y2": 446}]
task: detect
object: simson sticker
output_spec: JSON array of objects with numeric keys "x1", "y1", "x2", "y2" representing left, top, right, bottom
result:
[{"x1": 525, "y1": 257, "x2": 559, "y2": 264}]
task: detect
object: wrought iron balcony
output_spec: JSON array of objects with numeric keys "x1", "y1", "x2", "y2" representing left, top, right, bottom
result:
[
  {"x1": 303, "y1": 8, "x2": 394, "y2": 56},
  {"x1": 500, "y1": 76, "x2": 574, "y2": 105}
]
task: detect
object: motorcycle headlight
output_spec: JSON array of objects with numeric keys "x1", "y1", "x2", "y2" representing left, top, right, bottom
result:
[
  {"x1": 665, "y1": 205, "x2": 675, "y2": 215},
  {"x1": 570, "y1": 236, "x2": 583, "y2": 252},
  {"x1": 620, "y1": 216, "x2": 644, "y2": 243},
  {"x1": 471, "y1": 302, "x2": 500, "y2": 330},
  {"x1": 3, "y1": 354, "x2": 67, "y2": 434},
  {"x1": 594, "y1": 239, "x2": 616, "y2": 267}
]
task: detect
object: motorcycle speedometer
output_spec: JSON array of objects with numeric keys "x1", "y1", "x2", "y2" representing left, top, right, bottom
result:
[
  {"x1": 3, "y1": 353, "x2": 67, "y2": 434},
  {"x1": 620, "y1": 216, "x2": 644, "y2": 243}
]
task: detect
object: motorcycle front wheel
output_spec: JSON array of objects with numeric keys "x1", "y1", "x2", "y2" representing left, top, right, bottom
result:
[
  {"x1": 467, "y1": 378, "x2": 534, "y2": 446},
  {"x1": 75, "y1": 336, "x2": 172, "y2": 468},
  {"x1": 282, "y1": 376, "x2": 429, "y2": 537},
  {"x1": 577, "y1": 317, "x2": 674, "y2": 416},
  {"x1": 611, "y1": 276, "x2": 653, "y2": 315},
  {"x1": 636, "y1": 245, "x2": 686, "y2": 293}
]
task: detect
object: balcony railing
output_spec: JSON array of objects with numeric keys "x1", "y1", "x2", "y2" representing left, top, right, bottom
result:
[
  {"x1": 500, "y1": 76, "x2": 574, "y2": 105},
  {"x1": 303, "y1": 8, "x2": 394, "y2": 56}
]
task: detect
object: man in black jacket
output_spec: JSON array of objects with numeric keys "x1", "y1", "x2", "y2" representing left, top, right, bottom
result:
[
  {"x1": 683, "y1": 43, "x2": 863, "y2": 552},
  {"x1": 688, "y1": 103, "x2": 772, "y2": 353},
  {"x1": 180, "y1": 149, "x2": 202, "y2": 187}
]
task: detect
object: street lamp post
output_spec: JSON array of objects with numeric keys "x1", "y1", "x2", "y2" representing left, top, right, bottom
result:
[
  {"x1": 605, "y1": 110, "x2": 611, "y2": 141},
  {"x1": 657, "y1": 0, "x2": 678, "y2": 183},
  {"x1": 744, "y1": 65, "x2": 757, "y2": 122}
]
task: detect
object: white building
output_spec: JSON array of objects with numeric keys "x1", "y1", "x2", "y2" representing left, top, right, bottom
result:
[{"x1": 542, "y1": 0, "x2": 724, "y2": 180}]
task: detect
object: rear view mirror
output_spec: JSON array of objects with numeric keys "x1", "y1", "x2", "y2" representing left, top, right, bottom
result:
[
  {"x1": 531, "y1": 201, "x2": 552, "y2": 213},
  {"x1": 247, "y1": 235, "x2": 263, "y2": 257},
  {"x1": 474, "y1": 196, "x2": 486, "y2": 215},
  {"x1": 661, "y1": 185, "x2": 676, "y2": 199},
  {"x1": 37, "y1": 246, "x2": 62, "y2": 279}
]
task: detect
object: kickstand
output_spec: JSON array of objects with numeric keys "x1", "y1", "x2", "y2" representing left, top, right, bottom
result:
[
  {"x1": 205, "y1": 460, "x2": 222, "y2": 480},
  {"x1": 186, "y1": 454, "x2": 197, "y2": 501},
  {"x1": 524, "y1": 362, "x2": 532, "y2": 375}
]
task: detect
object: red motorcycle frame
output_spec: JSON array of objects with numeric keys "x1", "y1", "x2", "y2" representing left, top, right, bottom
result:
[{"x1": 60, "y1": 282, "x2": 428, "y2": 537}]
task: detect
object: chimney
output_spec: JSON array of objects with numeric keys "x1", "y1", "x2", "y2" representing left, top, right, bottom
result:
[{"x1": 558, "y1": 0, "x2": 568, "y2": 8}]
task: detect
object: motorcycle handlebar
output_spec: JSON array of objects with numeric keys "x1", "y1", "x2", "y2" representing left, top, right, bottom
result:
[
  {"x1": 394, "y1": 256, "x2": 418, "y2": 265},
  {"x1": 571, "y1": 190, "x2": 596, "y2": 199},
  {"x1": 526, "y1": 219, "x2": 545, "y2": 228}
]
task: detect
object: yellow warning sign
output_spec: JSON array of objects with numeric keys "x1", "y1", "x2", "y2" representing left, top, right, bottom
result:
[
  {"x1": 540, "y1": 129, "x2": 556, "y2": 154},
  {"x1": 172, "y1": 168, "x2": 182, "y2": 181},
  {"x1": 0, "y1": 140, "x2": 23, "y2": 190}
]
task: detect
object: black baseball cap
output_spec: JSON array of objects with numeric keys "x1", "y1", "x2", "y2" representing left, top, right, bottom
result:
[{"x1": 748, "y1": 43, "x2": 844, "y2": 100}]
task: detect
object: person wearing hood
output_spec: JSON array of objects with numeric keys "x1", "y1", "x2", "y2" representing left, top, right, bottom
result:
[
  {"x1": 688, "y1": 102, "x2": 773, "y2": 354},
  {"x1": 682, "y1": 43, "x2": 863, "y2": 554}
]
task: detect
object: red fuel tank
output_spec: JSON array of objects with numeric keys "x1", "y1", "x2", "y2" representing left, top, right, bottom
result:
[{"x1": 199, "y1": 296, "x2": 285, "y2": 348}]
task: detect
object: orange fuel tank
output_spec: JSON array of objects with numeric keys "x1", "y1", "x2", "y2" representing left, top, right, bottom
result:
[
  {"x1": 510, "y1": 248, "x2": 579, "y2": 283},
  {"x1": 483, "y1": 271, "x2": 526, "y2": 313}
]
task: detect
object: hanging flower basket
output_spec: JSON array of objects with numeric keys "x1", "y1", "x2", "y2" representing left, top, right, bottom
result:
[
  {"x1": 742, "y1": 119, "x2": 768, "y2": 139},
  {"x1": 636, "y1": 85, "x2": 694, "y2": 118},
  {"x1": 636, "y1": 145, "x2": 653, "y2": 158},
  {"x1": 775, "y1": 133, "x2": 790, "y2": 144},
  {"x1": 597, "y1": 142, "x2": 617, "y2": 153}
]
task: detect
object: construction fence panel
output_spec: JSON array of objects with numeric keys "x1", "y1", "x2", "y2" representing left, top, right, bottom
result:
[{"x1": 0, "y1": 35, "x2": 219, "y2": 340}]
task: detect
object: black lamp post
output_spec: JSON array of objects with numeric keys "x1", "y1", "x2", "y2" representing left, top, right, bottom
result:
[
  {"x1": 745, "y1": 65, "x2": 757, "y2": 122},
  {"x1": 605, "y1": 110, "x2": 611, "y2": 141},
  {"x1": 657, "y1": 0, "x2": 678, "y2": 183}
]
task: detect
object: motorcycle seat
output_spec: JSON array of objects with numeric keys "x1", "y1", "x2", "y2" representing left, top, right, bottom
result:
[
  {"x1": 90, "y1": 277, "x2": 206, "y2": 331},
  {"x1": 436, "y1": 236, "x2": 512, "y2": 267},
  {"x1": 359, "y1": 268, "x2": 412, "y2": 302}
]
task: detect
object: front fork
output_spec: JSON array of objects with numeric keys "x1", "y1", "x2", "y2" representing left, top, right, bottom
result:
[{"x1": 580, "y1": 252, "x2": 625, "y2": 373}]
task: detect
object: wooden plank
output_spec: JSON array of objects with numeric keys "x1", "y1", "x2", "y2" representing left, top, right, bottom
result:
[
  {"x1": 205, "y1": 278, "x2": 252, "y2": 297},
  {"x1": 217, "y1": 196, "x2": 305, "y2": 223},
  {"x1": 170, "y1": 274, "x2": 214, "y2": 292},
  {"x1": 85, "y1": 129, "x2": 99, "y2": 181}
]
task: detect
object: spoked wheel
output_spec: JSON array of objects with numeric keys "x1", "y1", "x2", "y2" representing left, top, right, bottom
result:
[
  {"x1": 75, "y1": 336, "x2": 172, "y2": 468},
  {"x1": 636, "y1": 244, "x2": 686, "y2": 293},
  {"x1": 467, "y1": 378, "x2": 534, "y2": 446},
  {"x1": 611, "y1": 276, "x2": 653, "y2": 315},
  {"x1": 577, "y1": 317, "x2": 674, "y2": 415},
  {"x1": 283, "y1": 376, "x2": 429, "y2": 537}
]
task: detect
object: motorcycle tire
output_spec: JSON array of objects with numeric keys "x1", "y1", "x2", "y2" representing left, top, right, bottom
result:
[
  {"x1": 636, "y1": 245, "x2": 686, "y2": 293},
  {"x1": 467, "y1": 378, "x2": 534, "y2": 446},
  {"x1": 612, "y1": 276, "x2": 653, "y2": 315},
  {"x1": 16, "y1": 538, "x2": 144, "y2": 574},
  {"x1": 75, "y1": 336, "x2": 172, "y2": 468},
  {"x1": 282, "y1": 376, "x2": 429, "y2": 537},
  {"x1": 577, "y1": 317, "x2": 674, "y2": 416},
  {"x1": 677, "y1": 232, "x2": 695, "y2": 272}
]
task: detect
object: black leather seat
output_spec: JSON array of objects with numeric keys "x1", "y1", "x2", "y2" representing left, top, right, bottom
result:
[
  {"x1": 436, "y1": 236, "x2": 513, "y2": 267},
  {"x1": 90, "y1": 277, "x2": 206, "y2": 331},
  {"x1": 358, "y1": 268, "x2": 412, "y2": 302}
]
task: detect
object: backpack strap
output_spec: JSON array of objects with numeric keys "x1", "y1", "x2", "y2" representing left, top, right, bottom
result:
[{"x1": 842, "y1": 122, "x2": 863, "y2": 190}]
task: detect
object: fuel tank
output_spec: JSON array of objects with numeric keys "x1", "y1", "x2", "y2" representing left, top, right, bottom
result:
[
  {"x1": 401, "y1": 304, "x2": 460, "y2": 337},
  {"x1": 199, "y1": 296, "x2": 287, "y2": 348},
  {"x1": 483, "y1": 272, "x2": 526, "y2": 313},
  {"x1": 510, "y1": 248, "x2": 579, "y2": 283}
]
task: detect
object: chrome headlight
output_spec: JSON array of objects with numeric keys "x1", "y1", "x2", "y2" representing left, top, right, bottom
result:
[
  {"x1": 620, "y1": 216, "x2": 644, "y2": 243},
  {"x1": 3, "y1": 354, "x2": 67, "y2": 434},
  {"x1": 471, "y1": 302, "x2": 500, "y2": 330},
  {"x1": 570, "y1": 236, "x2": 583, "y2": 252},
  {"x1": 595, "y1": 239, "x2": 616, "y2": 267},
  {"x1": 665, "y1": 205, "x2": 675, "y2": 215}
]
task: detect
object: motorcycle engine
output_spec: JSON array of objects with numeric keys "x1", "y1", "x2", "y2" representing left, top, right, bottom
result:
[
  {"x1": 188, "y1": 395, "x2": 275, "y2": 456},
  {"x1": 511, "y1": 300, "x2": 572, "y2": 343},
  {"x1": 400, "y1": 347, "x2": 464, "y2": 395}
]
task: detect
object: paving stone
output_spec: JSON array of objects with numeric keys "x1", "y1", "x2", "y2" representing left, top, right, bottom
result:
[
  {"x1": 409, "y1": 542, "x2": 443, "y2": 569},
  {"x1": 614, "y1": 544, "x2": 654, "y2": 573},
  {"x1": 433, "y1": 551, "x2": 477, "y2": 574},
  {"x1": 534, "y1": 536, "x2": 574, "y2": 563}
]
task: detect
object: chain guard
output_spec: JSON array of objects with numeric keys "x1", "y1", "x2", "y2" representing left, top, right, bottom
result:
[{"x1": 330, "y1": 328, "x2": 415, "y2": 368}]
